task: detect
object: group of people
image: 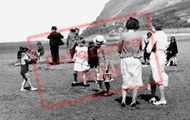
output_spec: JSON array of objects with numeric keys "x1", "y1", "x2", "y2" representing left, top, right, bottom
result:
[
  {"x1": 18, "y1": 16, "x2": 178, "y2": 108},
  {"x1": 16, "y1": 42, "x2": 44, "y2": 91},
  {"x1": 15, "y1": 42, "x2": 45, "y2": 66},
  {"x1": 71, "y1": 35, "x2": 115, "y2": 96},
  {"x1": 142, "y1": 31, "x2": 178, "y2": 67},
  {"x1": 118, "y1": 17, "x2": 170, "y2": 107}
]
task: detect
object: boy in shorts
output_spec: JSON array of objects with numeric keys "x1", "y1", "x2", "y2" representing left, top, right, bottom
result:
[{"x1": 20, "y1": 48, "x2": 38, "y2": 91}]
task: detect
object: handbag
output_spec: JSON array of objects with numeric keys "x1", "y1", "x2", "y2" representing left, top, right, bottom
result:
[{"x1": 57, "y1": 39, "x2": 64, "y2": 46}]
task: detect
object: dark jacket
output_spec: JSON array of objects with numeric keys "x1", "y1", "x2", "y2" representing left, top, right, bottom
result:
[
  {"x1": 167, "y1": 41, "x2": 178, "y2": 56},
  {"x1": 47, "y1": 31, "x2": 64, "y2": 46}
]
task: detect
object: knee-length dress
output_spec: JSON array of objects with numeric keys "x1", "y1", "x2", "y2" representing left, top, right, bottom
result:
[{"x1": 74, "y1": 46, "x2": 89, "y2": 71}]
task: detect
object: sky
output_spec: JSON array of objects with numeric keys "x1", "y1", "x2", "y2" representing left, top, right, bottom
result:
[{"x1": 0, "y1": 0, "x2": 110, "y2": 43}]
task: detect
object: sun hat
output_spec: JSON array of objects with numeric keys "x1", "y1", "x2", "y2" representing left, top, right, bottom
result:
[
  {"x1": 93, "y1": 35, "x2": 106, "y2": 45},
  {"x1": 125, "y1": 17, "x2": 139, "y2": 30}
]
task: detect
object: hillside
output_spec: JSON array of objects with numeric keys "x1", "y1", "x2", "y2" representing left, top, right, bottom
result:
[{"x1": 81, "y1": 0, "x2": 190, "y2": 37}]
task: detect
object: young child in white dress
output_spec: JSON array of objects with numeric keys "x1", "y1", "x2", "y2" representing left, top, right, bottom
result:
[{"x1": 72, "y1": 37, "x2": 90, "y2": 87}]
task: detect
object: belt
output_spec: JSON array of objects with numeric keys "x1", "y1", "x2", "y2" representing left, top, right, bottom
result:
[
  {"x1": 152, "y1": 49, "x2": 165, "y2": 52},
  {"x1": 120, "y1": 56, "x2": 142, "y2": 59}
]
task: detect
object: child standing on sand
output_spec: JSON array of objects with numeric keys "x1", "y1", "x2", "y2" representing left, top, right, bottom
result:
[
  {"x1": 20, "y1": 47, "x2": 37, "y2": 91},
  {"x1": 71, "y1": 37, "x2": 90, "y2": 87}
]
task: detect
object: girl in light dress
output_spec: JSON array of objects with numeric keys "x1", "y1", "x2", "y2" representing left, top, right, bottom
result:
[{"x1": 71, "y1": 37, "x2": 90, "y2": 87}]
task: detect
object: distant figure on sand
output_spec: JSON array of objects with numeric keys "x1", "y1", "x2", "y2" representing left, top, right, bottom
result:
[
  {"x1": 15, "y1": 46, "x2": 23, "y2": 66},
  {"x1": 143, "y1": 32, "x2": 152, "y2": 65},
  {"x1": 166, "y1": 36, "x2": 178, "y2": 66},
  {"x1": 20, "y1": 47, "x2": 37, "y2": 91},
  {"x1": 36, "y1": 41, "x2": 45, "y2": 62},
  {"x1": 47, "y1": 26, "x2": 64, "y2": 65},
  {"x1": 66, "y1": 28, "x2": 79, "y2": 63}
]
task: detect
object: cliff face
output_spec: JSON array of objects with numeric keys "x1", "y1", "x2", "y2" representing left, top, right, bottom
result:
[{"x1": 81, "y1": 0, "x2": 190, "y2": 37}]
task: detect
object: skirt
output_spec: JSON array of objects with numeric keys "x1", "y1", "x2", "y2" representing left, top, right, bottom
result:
[
  {"x1": 120, "y1": 57, "x2": 143, "y2": 89},
  {"x1": 74, "y1": 59, "x2": 89, "y2": 71},
  {"x1": 149, "y1": 51, "x2": 169, "y2": 86}
]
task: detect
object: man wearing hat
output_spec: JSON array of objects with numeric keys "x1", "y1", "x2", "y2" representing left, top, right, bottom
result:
[
  {"x1": 66, "y1": 28, "x2": 79, "y2": 62},
  {"x1": 47, "y1": 26, "x2": 64, "y2": 65},
  {"x1": 118, "y1": 17, "x2": 143, "y2": 107},
  {"x1": 146, "y1": 19, "x2": 169, "y2": 105}
]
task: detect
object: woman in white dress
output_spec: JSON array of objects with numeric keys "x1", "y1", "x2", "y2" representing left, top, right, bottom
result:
[
  {"x1": 72, "y1": 37, "x2": 90, "y2": 87},
  {"x1": 146, "y1": 20, "x2": 169, "y2": 105}
]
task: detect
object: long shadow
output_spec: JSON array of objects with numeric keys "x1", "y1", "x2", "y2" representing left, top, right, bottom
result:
[
  {"x1": 137, "y1": 94, "x2": 160, "y2": 102},
  {"x1": 115, "y1": 96, "x2": 133, "y2": 105}
]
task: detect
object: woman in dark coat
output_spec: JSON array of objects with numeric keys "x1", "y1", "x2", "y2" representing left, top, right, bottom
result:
[
  {"x1": 166, "y1": 36, "x2": 178, "y2": 66},
  {"x1": 47, "y1": 26, "x2": 64, "y2": 65}
]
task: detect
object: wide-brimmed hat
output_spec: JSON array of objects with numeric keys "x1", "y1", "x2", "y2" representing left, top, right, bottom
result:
[
  {"x1": 125, "y1": 17, "x2": 139, "y2": 30},
  {"x1": 93, "y1": 35, "x2": 106, "y2": 45}
]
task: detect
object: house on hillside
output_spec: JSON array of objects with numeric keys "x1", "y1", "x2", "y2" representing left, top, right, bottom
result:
[{"x1": 112, "y1": 21, "x2": 124, "y2": 33}]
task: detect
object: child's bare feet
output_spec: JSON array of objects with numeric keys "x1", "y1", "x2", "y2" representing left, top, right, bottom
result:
[{"x1": 20, "y1": 88, "x2": 29, "y2": 92}]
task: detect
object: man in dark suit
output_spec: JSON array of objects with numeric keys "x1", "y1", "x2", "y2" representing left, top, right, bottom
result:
[{"x1": 47, "y1": 26, "x2": 64, "y2": 65}]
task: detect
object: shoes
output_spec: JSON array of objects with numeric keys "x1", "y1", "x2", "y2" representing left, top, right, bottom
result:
[
  {"x1": 71, "y1": 82, "x2": 77, "y2": 87},
  {"x1": 153, "y1": 100, "x2": 167, "y2": 105},
  {"x1": 121, "y1": 102, "x2": 126, "y2": 108},
  {"x1": 31, "y1": 87, "x2": 38, "y2": 91},
  {"x1": 20, "y1": 89, "x2": 29, "y2": 92},
  {"x1": 149, "y1": 97, "x2": 156, "y2": 103},
  {"x1": 142, "y1": 65, "x2": 148, "y2": 67},
  {"x1": 49, "y1": 62, "x2": 59, "y2": 65},
  {"x1": 104, "y1": 91, "x2": 114, "y2": 96},
  {"x1": 83, "y1": 83, "x2": 90, "y2": 87},
  {"x1": 130, "y1": 101, "x2": 136, "y2": 107},
  {"x1": 94, "y1": 78, "x2": 98, "y2": 83}
]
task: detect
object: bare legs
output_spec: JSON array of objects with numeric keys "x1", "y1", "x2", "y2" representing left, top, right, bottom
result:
[
  {"x1": 121, "y1": 88, "x2": 138, "y2": 107},
  {"x1": 20, "y1": 73, "x2": 37, "y2": 91},
  {"x1": 150, "y1": 82, "x2": 167, "y2": 105},
  {"x1": 72, "y1": 71, "x2": 89, "y2": 87}
]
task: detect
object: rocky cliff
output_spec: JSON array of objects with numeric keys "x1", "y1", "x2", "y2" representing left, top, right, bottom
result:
[{"x1": 81, "y1": 0, "x2": 190, "y2": 37}]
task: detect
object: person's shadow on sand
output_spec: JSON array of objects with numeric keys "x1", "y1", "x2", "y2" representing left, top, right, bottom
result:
[
  {"x1": 115, "y1": 94, "x2": 160, "y2": 105},
  {"x1": 137, "y1": 94, "x2": 160, "y2": 102}
]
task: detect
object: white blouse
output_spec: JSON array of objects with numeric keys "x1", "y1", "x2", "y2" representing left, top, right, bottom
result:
[{"x1": 146, "y1": 31, "x2": 168, "y2": 53}]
